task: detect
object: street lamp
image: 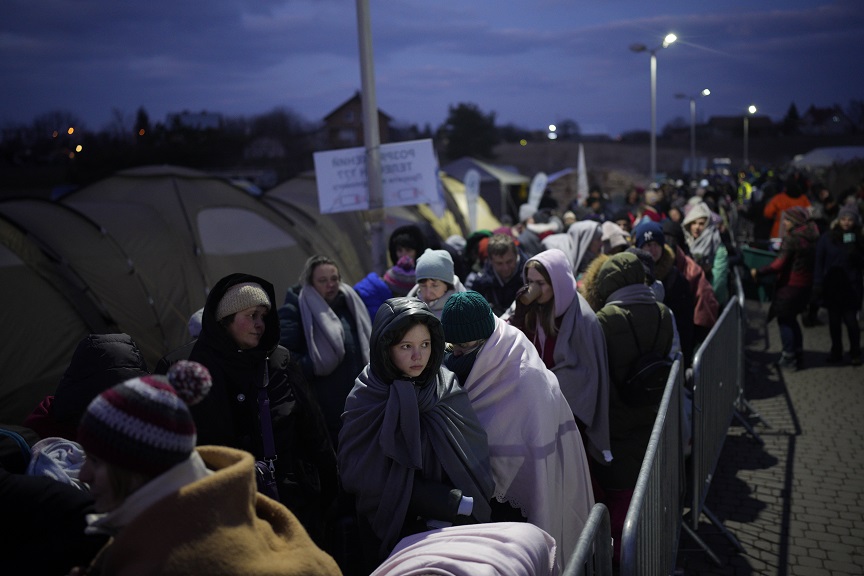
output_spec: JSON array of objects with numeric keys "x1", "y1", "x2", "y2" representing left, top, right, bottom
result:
[
  {"x1": 675, "y1": 88, "x2": 710, "y2": 181},
  {"x1": 743, "y1": 104, "x2": 757, "y2": 168},
  {"x1": 631, "y1": 33, "x2": 677, "y2": 183}
]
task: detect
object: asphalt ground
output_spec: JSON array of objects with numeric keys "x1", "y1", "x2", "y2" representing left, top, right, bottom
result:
[{"x1": 674, "y1": 299, "x2": 864, "y2": 575}]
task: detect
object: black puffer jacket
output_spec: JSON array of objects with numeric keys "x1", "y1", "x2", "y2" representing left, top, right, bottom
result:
[{"x1": 187, "y1": 273, "x2": 337, "y2": 545}]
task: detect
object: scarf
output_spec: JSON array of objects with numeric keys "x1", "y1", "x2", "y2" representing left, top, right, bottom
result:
[
  {"x1": 338, "y1": 365, "x2": 494, "y2": 558},
  {"x1": 457, "y1": 317, "x2": 595, "y2": 569},
  {"x1": 86, "y1": 451, "x2": 212, "y2": 536},
  {"x1": 298, "y1": 282, "x2": 371, "y2": 376}
]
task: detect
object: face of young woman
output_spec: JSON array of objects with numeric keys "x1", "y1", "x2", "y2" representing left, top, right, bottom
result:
[
  {"x1": 80, "y1": 453, "x2": 123, "y2": 513},
  {"x1": 311, "y1": 263, "x2": 340, "y2": 303},
  {"x1": 525, "y1": 266, "x2": 554, "y2": 305},
  {"x1": 226, "y1": 305, "x2": 268, "y2": 350},
  {"x1": 390, "y1": 323, "x2": 432, "y2": 378},
  {"x1": 396, "y1": 246, "x2": 416, "y2": 262},
  {"x1": 689, "y1": 217, "x2": 708, "y2": 239},
  {"x1": 417, "y1": 278, "x2": 448, "y2": 303},
  {"x1": 839, "y1": 215, "x2": 856, "y2": 231}
]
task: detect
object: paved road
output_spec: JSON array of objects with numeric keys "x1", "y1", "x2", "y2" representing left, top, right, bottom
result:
[{"x1": 675, "y1": 300, "x2": 864, "y2": 575}]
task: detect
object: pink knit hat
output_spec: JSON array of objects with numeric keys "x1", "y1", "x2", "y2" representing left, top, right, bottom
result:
[{"x1": 383, "y1": 256, "x2": 417, "y2": 296}]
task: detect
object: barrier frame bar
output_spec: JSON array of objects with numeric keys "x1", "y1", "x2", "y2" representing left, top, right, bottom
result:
[
  {"x1": 619, "y1": 356, "x2": 683, "y2": 576},
  {"x1": 563, "y1": 504, "x2": 613, "y2": 576},
  {"x1": 686, "y1": 298, "x2": 745, "y2": 560}
]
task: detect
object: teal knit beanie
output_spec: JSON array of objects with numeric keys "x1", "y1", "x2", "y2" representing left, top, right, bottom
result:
[{"x1": 441, "y1": 291, "x2": 496, "y2": 344}]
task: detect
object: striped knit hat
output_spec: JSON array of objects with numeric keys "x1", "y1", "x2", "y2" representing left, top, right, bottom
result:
[{"x1": 78, "y1": 360, "x2": 212, "y2": 477}]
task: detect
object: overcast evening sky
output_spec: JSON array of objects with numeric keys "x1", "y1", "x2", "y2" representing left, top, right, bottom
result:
[{"x1": 2, "y1": 0, "x2": 863, "y2": 137}]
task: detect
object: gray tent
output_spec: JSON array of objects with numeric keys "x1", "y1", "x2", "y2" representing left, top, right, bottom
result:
[{"x1": 0, "y1": 166, "x2": 365, "y2": 425}]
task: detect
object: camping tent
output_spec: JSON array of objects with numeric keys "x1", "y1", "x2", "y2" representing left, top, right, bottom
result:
[
  {"x1": 790, "y1": 146, "x2": 864, "y2": 169},
  {"x1": 0, "y1": 165, "x2": 366, "y2": 425},
  {"x1": 441, "y1": 157, "x2": 529, "y2": 221}
]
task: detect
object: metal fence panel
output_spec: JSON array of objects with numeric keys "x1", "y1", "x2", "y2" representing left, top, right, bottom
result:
[
  {"x1": 690, "y1": 299, "x2": 742, "y2": 529},
  {"x1": 619, "y1": 356, "x2": 684, "y2": 576},
  {"x1": 563, "y1": 503, "x2": 614, "y2": 576}
]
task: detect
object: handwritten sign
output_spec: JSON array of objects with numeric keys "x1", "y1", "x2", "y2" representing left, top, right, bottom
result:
[{"x1": 313, "y1": 139, "x2": 438, "y2": 214}]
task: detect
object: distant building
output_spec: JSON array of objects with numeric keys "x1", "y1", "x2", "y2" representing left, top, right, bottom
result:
[
  {"x1": 322, "y1": 91, "x2": 391, "y2": 149},
  {"x1": 706, "y1": 115, "x2": 775, "y2": 139},
  {"x1": 166, "y1": 110, "x2": 223, "y2": 130},
  {"x1": 798, "y1": 105, "x2": 855, "y2": 135}
]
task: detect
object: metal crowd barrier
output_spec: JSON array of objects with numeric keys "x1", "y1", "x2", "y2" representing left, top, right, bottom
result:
[
  {"x1": 731, "y1": 266, "x2": 769, "y2": 441},
  {"x1": 683, "y1": 297, "x2": 745, "y2": 564},
  {"x1": 563, "y1": 504, "x2": 613, "y2": 576},
  {"x1": 618, "y1": 355, "x2": 684, "y2": 576}
]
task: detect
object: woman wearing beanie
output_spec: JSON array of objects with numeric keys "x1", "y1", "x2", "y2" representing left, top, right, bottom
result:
[
  {"x1": 751, "y1": 206, "x2": 820, "y2": 370},
  {"x1": 180, "y1": 272, "x2": 337, "y2": 550},
  {"x1": 73, "y1": 361, "x2": 341, "y2": 576},
  {"x1": 278, "y1": 255, "x2": 372, "y2": 449},
  {"x1": 441, "y1": 291, "x2": 595, "y2": 572},
  {"x1": 353, "y1": 255, "x2": 417, "y2": 322},
  {"x1": 338, "y1": 297, "x2": 494, "y2": 572},
  {"x1": 407, "y1": 248, "x2": 467, "y2": 319},
  {"x1": 508, "y1": 248, "x2": 612, "y2": 467},
  {"x1": 813, "y1": 203, "x2": 864, "y2": 365}
]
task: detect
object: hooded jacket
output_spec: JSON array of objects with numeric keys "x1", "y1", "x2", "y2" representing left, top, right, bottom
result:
[
  {"x1": 338, "y1": 298, "x2": 494, "y2": 561},
  {"x1": 592, "y1": 253, "x2": 674, "y2": 489},
  {"x1": 23, "y1": 333, "x2": 149, "y2": 442},
  {"x1": 188, "y1": 273, "x2": 337, "y2": 544},
  {"x1": 519, "y1": 249, "x2": 612, "y2": 464}
]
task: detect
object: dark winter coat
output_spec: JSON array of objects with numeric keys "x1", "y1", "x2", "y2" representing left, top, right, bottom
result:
[
  {"x1": 465, "y1": 250, "x2": 528, "y2": 316},
  {"x1": 814, "y1": 224, "x2": 864, "y2": 312},
  {"x1": 592, "y1": 253, "x2": 674, "y2": 490},
  {"x1": 653, "y1": 244, "x2": 696, "y2": 364},
  {"x1": 187, "y1": 273, "x2": 337, "y2": 545},
  {"x1": 278, "y1": 285, "x2": 369, "y2": 446}
]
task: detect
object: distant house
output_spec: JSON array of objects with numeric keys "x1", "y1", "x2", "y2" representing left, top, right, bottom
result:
[
  {"x1": 323, "y1": 91, "x2": 392, "y2": 149},
  {"x1": 798, "y1": 105, "x2": 855, "y2": 135},
  {"x1": 706, "y1": 115, "x2": 775, "y2": 139},
  {"x1": 165, "y1": 110, "x2": 223, "y2": 130}
]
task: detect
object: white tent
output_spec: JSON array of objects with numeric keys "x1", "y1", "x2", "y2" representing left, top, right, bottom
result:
[{"x1": 790, "y1": 146, "x2": 864, "y2": 169}]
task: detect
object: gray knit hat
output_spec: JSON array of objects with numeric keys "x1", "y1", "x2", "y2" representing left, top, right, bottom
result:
[
  {"x1": 415, "y1": 248, "x2": 454, "y2": 284},
  {"x1": 441, "y1": 291, "x2": 495, "y2": 344},
  {"x1": 216, "y1": 282, "x2": 271, "y2": 321}
]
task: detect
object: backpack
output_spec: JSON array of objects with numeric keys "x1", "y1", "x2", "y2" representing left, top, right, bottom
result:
[{"x1": 620, "y1": 307, "x2": 672, "y2": 407}]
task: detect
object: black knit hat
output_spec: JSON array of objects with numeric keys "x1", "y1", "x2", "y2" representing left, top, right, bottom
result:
[{"x1": 441, "y1": 291, "x2": 496, "y2": 344}]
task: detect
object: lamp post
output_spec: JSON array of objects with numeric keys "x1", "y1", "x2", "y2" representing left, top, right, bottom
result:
[
  {"x1": 743, "y1": 104, "x2": 757, "y2": 168},
  {"x1": 630, "y1": 33, "x2": 677, "y2": 183},
  {"x1": 675, "y1": 88, "x2": 710, "y2": 181}
]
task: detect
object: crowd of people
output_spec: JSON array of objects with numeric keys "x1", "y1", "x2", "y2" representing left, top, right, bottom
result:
[{"x1": 1, "y1": 168, "x2": 862, "y2": 576}]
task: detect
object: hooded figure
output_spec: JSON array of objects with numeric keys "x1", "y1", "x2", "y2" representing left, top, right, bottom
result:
[
  {"x1": 509, "y1": 248, "x2": 612, "y2": 464},
  {"x1": 441, "y1": 291, "x2": 595, "y2": 571},
  {"x1": 683, "y1": 200, "x2": 730, "y2": 306},
  {"x1": 187, "y1": 272, "x2": 337, "y2": 546},
  {"x1": 24, "y1": 333, "x2": 149, "y2": 442},
  {"x1": 591, "y1": 251, "x2": 674, "y2": 566},
  {"x1": 338, "y1": 297, "x2": 494, "y2": 566}
]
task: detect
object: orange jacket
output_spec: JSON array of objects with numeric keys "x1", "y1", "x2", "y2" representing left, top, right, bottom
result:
[{"x1": 763, "y1": 193, "x2": 811, "y2": 239}]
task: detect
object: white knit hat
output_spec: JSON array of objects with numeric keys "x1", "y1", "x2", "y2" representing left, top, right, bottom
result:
[{"x1": 216, "y1": 282, "x2": 271, "y2": 321}]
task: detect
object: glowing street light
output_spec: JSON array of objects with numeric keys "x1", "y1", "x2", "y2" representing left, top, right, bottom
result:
[
  {"x1": 631, "y1": 33, "x2": 677, "y2": 183},
  {"x1": 675, "y1": 88, "x2": 710, "y2": 180},
  {"x1": 744, "y1": 104, "x2": 757, "y2": 167}
]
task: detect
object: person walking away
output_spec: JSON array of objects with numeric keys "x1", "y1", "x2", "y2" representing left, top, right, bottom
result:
[{"x1": 751, "y1": 206, "x2": 819, "y2": 370}]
